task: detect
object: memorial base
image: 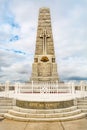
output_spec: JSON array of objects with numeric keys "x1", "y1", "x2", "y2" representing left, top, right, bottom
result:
[{"x1": 16, "y1": 99, "x2": 74, "y2": 109}]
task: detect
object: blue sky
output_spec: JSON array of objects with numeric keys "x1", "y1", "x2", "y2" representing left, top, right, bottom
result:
[{"x1": 0, "y1": 0, "x2": 87, "y2": 83}]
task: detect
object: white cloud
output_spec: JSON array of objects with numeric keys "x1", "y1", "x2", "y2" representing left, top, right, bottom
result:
[
  {"x1": 58, "y1": 57, "x2": 87, "y2": 80},
  {"x1": 0, "y1": 0, "x2": 87, "y2": 82},
  {"x1": 0, "y1": 48, "x2": 32, "y2": 82}
]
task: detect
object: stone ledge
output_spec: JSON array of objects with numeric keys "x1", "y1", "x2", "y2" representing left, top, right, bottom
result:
[{"x1": 4, "y1": 113, "x2": 86, "y2": 122}]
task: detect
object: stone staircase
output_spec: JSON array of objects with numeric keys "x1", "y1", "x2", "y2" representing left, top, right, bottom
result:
[
  {"x1": 77, "y1": 97, "x2": 87, "y2": 113},
  {"x1": 4, "y1": 106, "x2": 86, "y2": 122},
  {"x1": 0, "y1": 97, "x2": 14, "y2": 117}
]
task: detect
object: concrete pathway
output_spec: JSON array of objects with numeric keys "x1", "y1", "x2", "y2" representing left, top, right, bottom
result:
[{"x1": 0, "y1": 118, "x2": 87, "y2": 130}]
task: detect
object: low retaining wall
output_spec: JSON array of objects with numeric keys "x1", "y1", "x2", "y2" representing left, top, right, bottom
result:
[{"x1": 16, "y1": 100, "x2": 74, "y2": 109}]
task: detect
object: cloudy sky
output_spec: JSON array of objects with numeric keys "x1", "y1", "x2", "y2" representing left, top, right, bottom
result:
[{"x1": 0, "y1": 0, "x2": 87, "y2": 83}]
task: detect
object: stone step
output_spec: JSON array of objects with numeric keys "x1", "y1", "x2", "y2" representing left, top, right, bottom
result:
[
  {"x1": 77, "y1": 106, "x2": 87, "y2": 108},
  {"x1": 0, "y1": 100, "x2": 13, "y2": 103},
  {"x1": 0, "y1": 97, "x2": 13, "y2": 100},
  {"x1": 0, "y1": 106, "x2": 13, "y2": 109},
  {"x1": 4, "y1": 113, "x2": 86, "y2": 122},
  {"x1": 78, "y1": 104, "x2": 87, "y2": 108},
  {"x1": 0, "y1": 103, "x2": 13, "y2": 106},
  {"x1": 0, "y1": 97, "x2": 8, "y2": 99},
  {"x1": 0, "y1": 116, "x2": 4, "y2": 120},
  {"x1": 77, "y1": 106, "x2": 87, "y2": 109},
  {"x1": 83, "y1": 97, "x2": 87, "y2": 99},
  {"x1": 0, "y1": 113, "x2": 4, "y2": 117},
  {"x1": 77, "y1": 97, "x2": 87, "y2": 112},
  {"x1": 0, "y1": 97, "x2": 13, "y2": 113},
  {"x1": 0, "y1": 109, "x2": 10, "y2": 113},
  {"x1": 77, "y1": 103, "x2": 87, "y2": 105},
  {"x1": 77, "y1": 100, "x2": 87, "y2": 103},
  {"x1": 13, "y1": 106, "x2": 77, "y2": 114},
  {"x1": 77, "y1": 103, "x2": 86, "y2": 105},
  {"x1": 81, "y1": 109, "x2": 87, "y2": 113},
  {"x1": 8, "y1": 109, "x2": 81, "y2": 118},
  {"x1": 0, "y1": 98, "x2": 13, "y2": 103},
  {"x1": 77, "y1": 98, "x2": 87, "y2": 102}
]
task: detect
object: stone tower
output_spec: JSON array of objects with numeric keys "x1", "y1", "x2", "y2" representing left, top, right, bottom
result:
[{"x1": 31, "y1": 7, "x2": 59, "y2": 82}]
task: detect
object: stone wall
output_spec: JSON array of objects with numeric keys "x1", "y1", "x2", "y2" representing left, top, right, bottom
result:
[{"x1": 16, "y1": 100, "x2": 74, "y2": 109}]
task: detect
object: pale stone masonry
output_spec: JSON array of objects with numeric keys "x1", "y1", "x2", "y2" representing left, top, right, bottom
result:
[{"x1": 31, "y1": 7, "x2": 59, "y2": 82}]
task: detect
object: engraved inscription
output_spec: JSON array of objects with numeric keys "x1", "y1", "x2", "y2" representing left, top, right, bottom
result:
[{"x1": 38, "y1": 63, "x2": 51, "y2": 77}]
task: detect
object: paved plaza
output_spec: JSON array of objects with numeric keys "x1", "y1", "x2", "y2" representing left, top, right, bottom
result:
[{"x1": 0, "y1": 118, "x2": 87, "y2": 130}]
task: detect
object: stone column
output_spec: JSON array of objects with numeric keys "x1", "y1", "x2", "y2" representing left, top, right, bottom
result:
[
  {"x1": 15, "y1": 82, "x2": 20, "y2": 94},
  {"x1": 5, "y1": 81, "x2": 10, "y2": 97},
  {"x1": 80, "y1": 81, "x2": 85, "y2": 98},
  {"x1": 72, "y1": 82, "x2": 75, "y2": 94},
  {"x1": 56, "y1": 81, "x2": 59, "y2": 93},
  {"x1": 32, "y1": 80, "x2": 34, "y2": 93},
  {"x1": 71, "y1": 82, "x2": 75, "y2": 97}
]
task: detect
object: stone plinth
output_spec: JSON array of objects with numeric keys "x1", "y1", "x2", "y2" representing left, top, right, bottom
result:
[{"x1": 16, "y1": 100, "x2": 74, "y2": 109}]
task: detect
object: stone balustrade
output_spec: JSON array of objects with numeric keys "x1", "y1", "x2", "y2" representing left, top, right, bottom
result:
[{"x1": 0, "y1": 81, "x2": 87, "y2": 99}]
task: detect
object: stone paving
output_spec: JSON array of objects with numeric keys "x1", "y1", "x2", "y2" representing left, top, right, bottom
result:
[{"x1": 0, "y1": 118, "x2": 87, "y2": 130}]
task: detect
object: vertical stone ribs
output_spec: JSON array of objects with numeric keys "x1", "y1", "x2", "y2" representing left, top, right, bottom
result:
[{"x1": 35, "y1": 8, "x2": 54, "y2": 55}]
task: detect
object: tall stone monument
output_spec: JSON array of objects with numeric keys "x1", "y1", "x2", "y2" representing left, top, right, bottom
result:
[{"x1": 31, "y1": 7, "x2": 59, "y2": 82}]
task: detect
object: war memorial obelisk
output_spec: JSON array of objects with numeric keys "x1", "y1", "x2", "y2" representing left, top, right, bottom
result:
[
  {"x1": 31, "y1": 8, "x2": 59, "y2": 82},
  {"x1": 1, "y1": 7, "x2": 87, "y2": 124}
]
